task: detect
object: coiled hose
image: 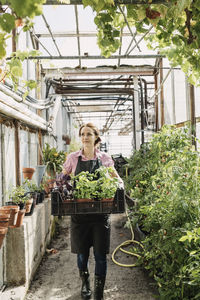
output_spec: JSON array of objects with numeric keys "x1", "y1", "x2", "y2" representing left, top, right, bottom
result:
[{"x1": 111, "y1": 194, "x2": 144, "y2": 267}]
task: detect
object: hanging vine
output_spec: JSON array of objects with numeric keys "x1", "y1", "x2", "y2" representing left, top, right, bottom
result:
[
  {"x1": 1, "y1": 0, "x2": 200, "y2": 87},
  {"x1": 81, "y1": 0, "x2": 200, "y2": 85},
  {"x1": 0, "y1": 0, "x2": 45, "y2": 91}
]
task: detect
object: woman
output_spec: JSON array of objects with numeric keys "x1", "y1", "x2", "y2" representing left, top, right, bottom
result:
[{"x1": 62, "y1": 123, "x2": 123, "y2": 300}]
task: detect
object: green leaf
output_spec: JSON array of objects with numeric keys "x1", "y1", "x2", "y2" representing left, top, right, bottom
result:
[
  {"x1": 10, "y1": 65, "x2": 23, "y2": 77},
  {"x1": 0, "y1": 14, "x2": 15, "y2": 33}
]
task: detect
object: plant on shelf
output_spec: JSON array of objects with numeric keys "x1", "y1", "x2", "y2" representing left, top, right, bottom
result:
[
  {"x1": 7, "y1": 185, "x2": 29, "y2": 209},
  {"x1": 42, "y1": 143, "x2": 66, "y2": 178},
  {"x1": 72, "y1": 166, "x2": 119, "y2": 201},
  {"x1": 22, "y1": 178, "x2": 38, "y2": 192}
]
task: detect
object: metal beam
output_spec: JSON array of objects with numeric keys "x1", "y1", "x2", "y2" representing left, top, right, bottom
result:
[
  {"x1": 44, "y1": 0, "x2": 168, "y2": 5},
  {"x1": 13, "y1": 54, "x2": 164, "y2": 60},
  {"x1": 44, "y1": 66, "x2": 155, "y2": 77},
  {"x1": 36, "y1": 32, "x2": 133, "y2": 38}
]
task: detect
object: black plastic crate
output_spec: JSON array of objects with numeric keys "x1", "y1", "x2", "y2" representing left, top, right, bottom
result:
[{"x1": 51, "y1": 188, "x2": 125, "y2": 216}]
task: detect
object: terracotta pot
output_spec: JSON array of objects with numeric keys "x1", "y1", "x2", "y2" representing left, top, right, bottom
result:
[
  {"x1": 25, "y1": 198, "x2": 33, "y2": 213},
  {"x1": 1, "y1": 206, "x2": 19, "y2": 226},
  {"x1": 76, "y1": 198, "x2": 93, "y2": 202},
  {"x1": 101, "y1": 198, "x2": 114, "y2": 202},
  {"x1": 47, "y1": 169, "x2": 56, "y2": 178},
  {"x1": 44, "y1": 184, "x2": 50, "y2": 196},
  {"x1": 22, "y1": 167, "x2": 35, "y2": 180},
  {"x1": 0, "y1": 227, "x2": 8, "y2": 249},
  {"x1": 0, "y1": 212, "x2": 10, "y2": 228},
  {"x1": 15, "y1": 209, "x2": 26, "y2": 227},
  {"x1": 47, "y1": 179, "x2": 56, "y2": 189},
  {"x1": 25, "y1": 195, "x2": 36, "y2": 216}
]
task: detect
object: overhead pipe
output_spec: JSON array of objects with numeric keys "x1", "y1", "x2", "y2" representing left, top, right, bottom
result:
[
  {"x1": 0, "y1": 100, "x2": 49, "y2": 131},
  {"x1": 44, "y1": 0, "x2": 168, "y2": 5},
  {"x1": 0, "y1": 83, "x2": 53, "y2": 109},
  {"x1": 0, "y1": 90, "x2": 47, "y2": 125},
  {"x1": 0, "y1": 91, "x2": 50, "y2": 130}
]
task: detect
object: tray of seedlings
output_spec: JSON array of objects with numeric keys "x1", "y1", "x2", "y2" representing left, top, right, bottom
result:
[{"x1": 51, "y1": 167, "x2": 125, "y2": 216}]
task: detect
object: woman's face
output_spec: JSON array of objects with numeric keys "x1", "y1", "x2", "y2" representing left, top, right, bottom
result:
[{"x1": 80, "y1": 126, "x2": 96, "y2": 147}]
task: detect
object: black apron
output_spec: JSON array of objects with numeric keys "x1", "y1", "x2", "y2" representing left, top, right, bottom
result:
[{"x1": 70, "y1": 155, "x2": 111, "y2": 254}]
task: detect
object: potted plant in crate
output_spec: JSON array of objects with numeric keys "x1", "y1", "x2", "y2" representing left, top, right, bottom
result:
[{"x1": 42, "y1": 143, "x2": 66, "y2": 178}]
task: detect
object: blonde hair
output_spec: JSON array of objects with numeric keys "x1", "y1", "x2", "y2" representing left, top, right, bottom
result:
[{"x1": 79, "y1": 123, "x2": 101, "y2": 146}]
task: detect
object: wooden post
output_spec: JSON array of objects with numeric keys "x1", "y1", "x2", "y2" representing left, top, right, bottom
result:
[
  {"x1": 35, "y1": 40, "x2": 43, "y2": 164},
  {"x1": 14, "y1": 120, "x2": 21, "y2": 186},
  {"x1": 160, "y1": 58, "x2": 165, "y2": 127},
  {"x1": 190, "y1": 84, "x2": 196, "y2": 148},
  {"x1": 133, "y1": 76, "x2": 140, "y2": 150},
  {"x1": 154, "y1": 73, "x2": 159, "y2": 132},
  {"x1": 12, "y1": 28, "x2": 17, "y2": 52}
]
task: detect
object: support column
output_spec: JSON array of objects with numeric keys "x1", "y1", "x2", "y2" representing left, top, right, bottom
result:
[
  {"x1": 185, "y1": 77, "x2": 196, "y2": 148},
  {"x1": 133, "y1": 76, "x2": 140, "y2": 150},
  {"x1": 14, "y1": 120, "x2": 20, "y2": 186},
  {"x1": 190, "y1": 84, "x2": 196, "y2": 148},
  {"x1": 160, "y1": 58, "x2": 164, "y2": 127},
  {"x1": 171, "y1": 69, "x2": 176, "y2": 124},
  {"x1": 154, "y1": 73, "x2": 159, "y2": 132},
  {"x1": 35, "y1": 39, "x2": 43, "y2": 164}
]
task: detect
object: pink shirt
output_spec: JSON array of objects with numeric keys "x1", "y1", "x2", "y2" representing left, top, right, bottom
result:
[{"x1": 63, "y1": 149, "x2": 114, "y2": 175}]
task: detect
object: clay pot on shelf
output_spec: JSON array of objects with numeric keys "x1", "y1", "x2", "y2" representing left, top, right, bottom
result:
[
  {"x1": 0, "y1": 227, "x2": 8, "y2": 249},
  {"x1": 0, "y1": 212, "x2": 10, "y2": 228},
  {"x1": 1, "y1": 205, "x2": 19, "y2": 226},
  {"x1": 25, "y1": 198, "x2": 33, "y2": 214},
  {"x1": 22, "y1": 167, "x2": 35, "y2": 180},
  {"x1": 15, "y1": 209, "x2": 26, "y2": 227}
]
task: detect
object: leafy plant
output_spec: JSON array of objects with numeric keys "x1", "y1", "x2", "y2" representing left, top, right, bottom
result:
[
  {"x1": 22, "y1": 178, "x2": 39, "y2": 193},
  {"x1": 0, "y1": 0, "x2": 45, "y2": 90},
  {"x1": 72, "y1": 166, "x2": 119, "y2": 200},
  {"x1": 7, "y1": 184, "x2": 29, "y2": 204},
  {"x1": 42, "y1": 143, "x2": 66, "y2": 177},
  {"x1": 80, "y1": 0, "x2": 200, "y2": 85},
  {"x1": 126, "y1": 125, "x2": 200, "y2": 299}
]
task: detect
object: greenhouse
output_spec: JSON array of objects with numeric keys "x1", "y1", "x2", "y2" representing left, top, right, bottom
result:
[{"x1": 1, "y1": 1, "x2": 200, "y2": 299}]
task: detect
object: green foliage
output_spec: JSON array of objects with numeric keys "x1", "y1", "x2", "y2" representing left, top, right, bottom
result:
[
  {"x1": 72, "y1": 166, "x2": 119, "y2": 200},
  {"x1": 126, "y1": 125, "x2": 200, "y2": 299},
  {"x1": 82, "y1": 0, "x2": 200, "y2": 85},
  {"x1": 22, "y1": 178, "x2": 39, "y2": 192},
  {"x1": 0, "y1": 1, "x2": 44, "y2": 92},
  {"x1": 5, "y1": 49, "x2": 40, "y2": 92},
  {"x1": 42, "y1": 143, "x2": 66, "y2": 177},
  {"x1": 8, "y1": 184, "x2": 29, "y2": 204}
]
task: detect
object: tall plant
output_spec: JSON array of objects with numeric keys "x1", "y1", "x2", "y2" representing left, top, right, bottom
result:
[
  {"x1": 126, "y1": 125, "x2": 200, "y2": 299},
  {"x1": 42, "y1": 143, "x2": 66, "y2": 177}
]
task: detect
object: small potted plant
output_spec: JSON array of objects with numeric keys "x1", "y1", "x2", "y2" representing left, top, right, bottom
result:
[
  {"x1": 22, "y1": 179, "x2": 39, "y2": 214},
  {"x1": 7, "y1": 185, "x2": 29, "y2": 210},
  {"x1": 7, "y1": 185, "x2": 29, "y2": 226},
  {"x1": 42, "y1": 143, "x2": 66, "y2": 178}
]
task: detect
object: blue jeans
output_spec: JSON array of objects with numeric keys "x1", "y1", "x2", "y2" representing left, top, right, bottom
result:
[{"x1": 77, "y1": 250, "x2": 107, "y2": 277}]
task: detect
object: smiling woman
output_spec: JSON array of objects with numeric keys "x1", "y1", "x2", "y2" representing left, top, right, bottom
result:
[{"x1": 60, "y1": 122, "x2": 123, "y2": 300}]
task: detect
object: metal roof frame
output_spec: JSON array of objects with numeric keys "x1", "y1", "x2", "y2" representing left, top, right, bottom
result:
[{"x1": 26, "y1": 1, "x2": 168, "y2": 137}]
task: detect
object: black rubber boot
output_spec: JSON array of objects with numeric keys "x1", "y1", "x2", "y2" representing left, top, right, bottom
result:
[
  {"x1": 94, "y1": 275, "x2": 106, "y2": 300},
  {"x1": 79, "y1": 270, "x2": 91, "y2": 299}
]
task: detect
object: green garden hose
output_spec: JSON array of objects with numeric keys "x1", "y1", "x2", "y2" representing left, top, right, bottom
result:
[{"x1": 111, "y1": 207, "x2": 144, "y2": 267}]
